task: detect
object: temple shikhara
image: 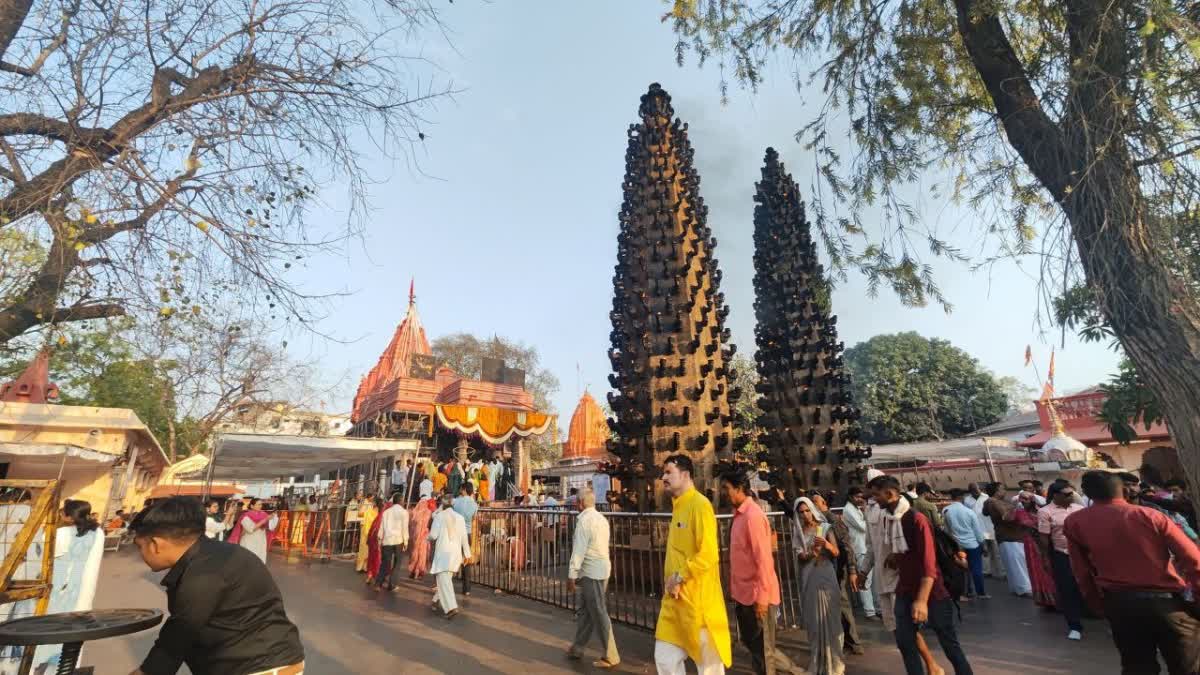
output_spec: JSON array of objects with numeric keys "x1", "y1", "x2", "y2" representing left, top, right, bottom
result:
[
  {"x1": 606, "y1": 83, "x2": 741, "y2": 502},
  {"x1": 750, "y1": 148, "x2": 869, "y2": 493},
  {"x1": 349, "y1": 283, "x2": 554, "y2": 491},
  {"x1": 534, "y1": 390, "x2": 616, "y2": 497}
]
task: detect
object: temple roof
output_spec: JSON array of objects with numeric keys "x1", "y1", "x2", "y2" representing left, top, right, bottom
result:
[
  {"x1": 352, "y1": 282, "x2": 432, "y2": 420},
  {"x1": 351, "y1": 283, "x2": 538, "y2": 424},
  {"x1": 563, "y1": 391, "x2": 609, "y2": 460}
]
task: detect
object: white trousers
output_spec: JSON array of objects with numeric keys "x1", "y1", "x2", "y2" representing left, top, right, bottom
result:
[
  {"x1": 857, "y1": 556, "x2": 877, "y2": 616},
  {"x1": 434, "y1": 571, "x2": 458, "y2": 613},
  {"x1": 998, "y1": 541, "x2": 1032, "y2": 595},
  {"x1": 655, "y1": 628, "x2": 724, "y2": 675}
]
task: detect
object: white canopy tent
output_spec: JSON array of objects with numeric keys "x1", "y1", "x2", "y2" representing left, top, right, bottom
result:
[
  {"x1": 194, "y1": 433, "x2": 421, "y2": 482},
  {"x1": 868, "y1": 436, "x2": 1027, "y2": 465}
]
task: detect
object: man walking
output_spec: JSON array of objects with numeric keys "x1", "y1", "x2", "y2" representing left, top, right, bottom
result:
[
  {"x1": 1037, "y1": 481, "x2": 1084, "y2": 640},
  {"x1": 428, "y1": 495, "x2": 472, "y2": 619},
  {"x1": 452, "y1": 483, "x2": 479, "y2": 597},
  {"x1": 654, "y1": 454, "x2": 731, "y2": 675},
  {"x1": 721, "y1": 471, "x2": 798, "y2": 675},
  {"x1": 566, "y1": 489, "x2": 619, "y2": 669},
  {"x1": 965, "y1": 483, "x2": 1003, "y2": 579},
  {"x1": 868, "y1": 475, "x2": 973, "y2": 675},
  {"x1": 1066, "y1": 471, "x2": 1200, "y2": 672},
  {"x1": 128, "y1": 497, "x2": 304, "y2": 675},
  {"x1": 943, "y1": 488, "x2": 988, "y2": 599},
  {"x1": 374, "y1": 493, "x2": 409, "y2": 590},
  {"x1": 841, "y1": 487, "x2": 877, "y2": 618},
  {"x1": 983, "y1": 482, "x2": 1031, "y2": 597}
]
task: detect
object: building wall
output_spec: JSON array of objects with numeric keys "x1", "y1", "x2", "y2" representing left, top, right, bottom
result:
[{"x1": 0, "y1": 426, "x2": 163, "y2": 516}]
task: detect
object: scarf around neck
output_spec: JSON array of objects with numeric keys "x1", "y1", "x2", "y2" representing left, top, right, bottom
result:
[
  {"x1": 227, "y1": 509, "x2": 273, "y2": 544},
  {"x1": 882, "y1": 497, "x2": 910, "y2": 554}
]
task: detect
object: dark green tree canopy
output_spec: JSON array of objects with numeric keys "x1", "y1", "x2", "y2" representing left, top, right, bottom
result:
[{"x1": 844, "y1": 332, "x2": 1008, "y2": 443}]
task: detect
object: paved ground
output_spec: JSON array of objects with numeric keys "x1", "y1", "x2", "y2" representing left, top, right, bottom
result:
[{"x1": 88, "y1": 548, "x2": 1126, "y2": 674}]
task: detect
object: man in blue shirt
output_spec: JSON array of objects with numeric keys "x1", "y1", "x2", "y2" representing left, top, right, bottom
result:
[
  {"x1": 452, "y1": 483, "x2": 480, "y2": 596},
  {"x1": 943, "y1": 488, "x2": 989, "y2": 599}
]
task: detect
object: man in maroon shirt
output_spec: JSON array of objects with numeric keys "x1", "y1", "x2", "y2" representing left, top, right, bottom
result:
[
  {"x1": 1065, "y1": 471, "x2": 1200, "y2": 674},
  {"x1": 868, "y1": 474, "x2": 973, "y2": 675}
]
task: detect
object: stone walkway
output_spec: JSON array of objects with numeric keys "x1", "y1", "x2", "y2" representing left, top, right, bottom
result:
[{"x1": 87, "y1": 548, "x2": 1124, "y2": 674}]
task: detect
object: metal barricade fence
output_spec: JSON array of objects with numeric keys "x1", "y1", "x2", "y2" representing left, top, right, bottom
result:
[
  {"x1": 469, "y1": 508, "x2": 804, "y2": 632},
  {"x1": 271, "y1": 505, "x2": 363, "y2": 559}
]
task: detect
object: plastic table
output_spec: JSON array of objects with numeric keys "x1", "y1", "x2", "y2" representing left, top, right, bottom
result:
[{"x1": 0, "y1": 608, "x2": 163, "y2": 675}]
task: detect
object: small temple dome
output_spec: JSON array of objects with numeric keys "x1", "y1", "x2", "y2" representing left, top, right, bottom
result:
[
  {"x1": 1041, "y1": 431, "x2": 1089, "y2": 463},
  {"x1": 563, "y1": 391, "x2": 609, "y2": 460}
]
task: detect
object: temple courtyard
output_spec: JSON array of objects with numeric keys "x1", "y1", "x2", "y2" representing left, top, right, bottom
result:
[{"x1": 87, "y1": 547, "x2": 1125, "y2": 674}]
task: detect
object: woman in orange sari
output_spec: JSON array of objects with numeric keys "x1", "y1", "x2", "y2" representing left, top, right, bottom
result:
[{"x1": 407, "y1": 498, "x2": 436, "y2": 579}]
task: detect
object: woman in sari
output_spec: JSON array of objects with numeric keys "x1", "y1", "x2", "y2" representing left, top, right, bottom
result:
[
  {"x1": 365, "y1": 497, "x2": 390, "y2": 582},
  {"x1": 228, "y1": 498, "x2": 278, "y2": 564},
  {"x1": 32, "y1": 500, "x2": 105, "y2": 671},
  {"x1": 356, "y1": 496, "x2": 380, "y2": 573},
  {"x1": 792, "y1": 497, "x2": 845, "y2": 675},
  {"x1": 1009, "y1": 493, "x2": 1057, "y2": 608},
  {"x1": 407, "y1": 498, "x2": 436, "y2": 580}
]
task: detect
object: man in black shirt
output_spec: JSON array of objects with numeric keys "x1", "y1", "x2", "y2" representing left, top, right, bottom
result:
[{"x1": 128, "y1": 496, "x2": 305, "y2": 675}]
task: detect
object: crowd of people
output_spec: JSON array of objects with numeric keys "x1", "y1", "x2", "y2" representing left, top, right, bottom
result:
[
  {"x1": 0, "y1": 452, "x2": 1196, "y2": 675},
  {"x1": 136, "y1": 457, "x2": 1200, "y2": 675}
]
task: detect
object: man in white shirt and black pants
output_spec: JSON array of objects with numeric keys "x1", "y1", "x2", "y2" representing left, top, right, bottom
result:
[
  {"x1": 566, "y1": 489, "x2": 620, "y2": 669},
  {"x1": 374, "y1": 493, "x2": 409, "y2": 591}
]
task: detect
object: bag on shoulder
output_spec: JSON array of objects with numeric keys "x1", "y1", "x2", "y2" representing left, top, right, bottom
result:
[{"x1": 932, "y1": 525, "x2": 967, "y2": 601}]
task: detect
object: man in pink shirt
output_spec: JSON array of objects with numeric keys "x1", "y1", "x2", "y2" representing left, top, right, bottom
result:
[{"x1": 720, "y1": 471, "x2": 797, "y2": 675}]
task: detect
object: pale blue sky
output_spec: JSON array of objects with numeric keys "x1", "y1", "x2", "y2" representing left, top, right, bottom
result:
[{"x1": 289, "y1": 1, "x2": 1120, "y2": 420}]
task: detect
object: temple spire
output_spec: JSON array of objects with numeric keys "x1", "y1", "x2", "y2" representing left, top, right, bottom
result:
[
  {"x1": 409, "y1": 277, "x2": 415, "y2": 306},
  {"x1": 0, "y1": 349, "x2": 60, "y2": 404}
]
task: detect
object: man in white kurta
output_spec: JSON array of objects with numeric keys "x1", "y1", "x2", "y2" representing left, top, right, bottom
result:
[
  {"x1": 428, "y1": 495, "x2": 472, "y2": 618},
  {"x1": 487, "y1": 459, "x2": 502, "y2": 502}
]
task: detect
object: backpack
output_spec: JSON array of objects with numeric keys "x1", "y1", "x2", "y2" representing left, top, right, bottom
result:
[{"x1": 931, "y1": 524, "x2": 967, "y2": 602}]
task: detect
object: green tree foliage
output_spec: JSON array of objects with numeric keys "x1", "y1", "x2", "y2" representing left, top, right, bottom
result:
[
  {"x1": 431, "y1": 333, "x2": 562, "y2": 466},
  {"x1": 0, "y1": 320, "x2": 183, "y2": 452},
  {"x1": 994, "y1": 375, "x2": 1036, "y2": 415},
  {"x1": 1098, "y1": 358, "x2": 1166, "y2": 444},
  {"x1": 843, "y1": 332, "x2": 1008, "y2": 443},
  {"x1": 728, "y1": 352, "x2": 765, "y2": 458},
  {"x1": 664, "y1": 0, "x2": 1200, "y2": 494},
  {"x1": 0, "y1": 314, "x2": 295, "y2": 460}
]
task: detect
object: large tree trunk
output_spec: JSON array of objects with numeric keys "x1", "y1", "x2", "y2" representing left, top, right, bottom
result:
[
  {"x1": 1066, "y1": 182, "x2": 1200, "y2": 495},
  {"x1": 0, "y1": 0, "x2": 32, "y2": 64},
  {"x1": 950, "y1": 0, "x2": 1200, "y2": 498}
]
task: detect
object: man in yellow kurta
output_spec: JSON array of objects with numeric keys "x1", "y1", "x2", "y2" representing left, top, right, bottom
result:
[{"x1": 655, "y1": 454, "x2": 732, "y2": 674}]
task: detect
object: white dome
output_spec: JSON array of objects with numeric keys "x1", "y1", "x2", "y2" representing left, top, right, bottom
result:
[{"x1": 1041, "y1": 432, "x2": 1089, "y2": 463}]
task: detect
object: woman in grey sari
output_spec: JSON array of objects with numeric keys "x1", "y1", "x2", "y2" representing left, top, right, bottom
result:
[{"x1": 792, "y1": 496, "x2": 845, "y2": 675}]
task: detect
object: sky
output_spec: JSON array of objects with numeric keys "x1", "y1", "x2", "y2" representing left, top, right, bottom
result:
[{"x1": 288, "y1": 1, "x2": 1122, "y2": 421}]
